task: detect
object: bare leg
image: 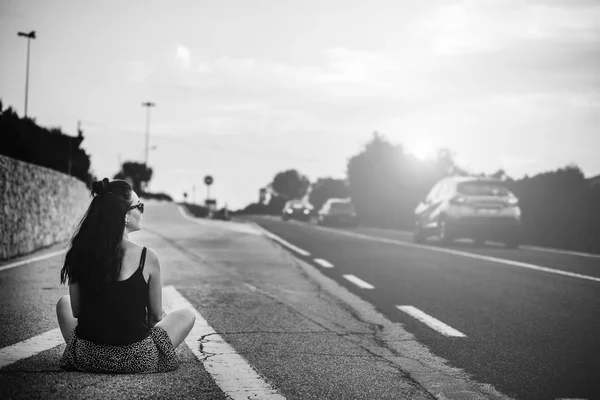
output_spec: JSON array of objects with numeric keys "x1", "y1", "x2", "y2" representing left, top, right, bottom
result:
[
  {"x1": 155, "y1": 309, "x2": 195, "y2": 348},
  {"x1": 56, "y1": 295, "x2": 78, "y2": 343}
]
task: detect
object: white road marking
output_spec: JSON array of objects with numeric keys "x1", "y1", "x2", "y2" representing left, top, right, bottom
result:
[
  {"x1": 314, "y1": 258, "x2": 334, "y2": 268},
  {"x1": 251, "y1": 224, "x2": 312, "y2": 257},
  {"x1": 0, "y1": 249, "x2": 67, "y2": 273},
  {"x1": 327, "y1": 222, "x2": 600, "y2": 259},
  {"x1": 523, "y1": 245, "x2": 600, "y2": 259},
  {"x1": 2, "y1": 286, "x2": 285, "y2": 400},
  {"x1": 162, "y1": 286, "x2": 285, "y2": 399},
  {"x1": 0, "y1": 328, "x2": 64, "y2": 368},
  {"x1": 310, "y1": 225, "x2": 600, "y2": 283},
  {"x1": 343, "y1": 274, "x2": 375, "y2": 289},
  {"x1": 397, "y1": 306, "x2": 466, "y2": 338}
]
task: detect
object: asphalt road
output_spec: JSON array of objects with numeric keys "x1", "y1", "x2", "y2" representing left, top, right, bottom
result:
[
  {"x1": 1, "y1": 202, "x2": 441, "y2": 400},
  {"x1": 247, "y1": 215, "x2": 600, "y2": 400}
]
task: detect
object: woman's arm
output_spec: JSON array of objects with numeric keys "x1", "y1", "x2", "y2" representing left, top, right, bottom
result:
[
  {"x1": 146, "y1": 248, "x2": 163, "y2": 328},
  {"x1": 69, "y1": 283, "x2": 81, "y2": 318}
]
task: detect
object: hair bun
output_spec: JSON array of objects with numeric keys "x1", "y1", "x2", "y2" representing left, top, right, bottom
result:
[{"x1": 92, "y1": 178, "x2": 111, "y2": 196}]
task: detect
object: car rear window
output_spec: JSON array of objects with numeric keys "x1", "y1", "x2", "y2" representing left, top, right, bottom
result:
[
  {"x1": 331, "y1": 202, "x2": 354, "y2": 211},
  {"x1": 457, "y1": 182, "x2": 510, "y2": 197}
]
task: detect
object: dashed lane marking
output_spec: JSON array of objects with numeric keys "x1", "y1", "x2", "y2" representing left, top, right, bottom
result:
[
  {"x1": 0, "y1": 328, "x2": 64, "y2": 368},
  {"x1": 309, "y1": 225, "x2": 600, "y2": 284},
  {"x1": 162, "y1": 286, "x2": 285, "y2": 399},
  {"x1": 396, "y1": 306, "x2": 467, "y2": 338},
  {"x1": 314, "y1": 258, "x2": 334, "y2": 268},
  {"x1": 0, "y1": 249, "x2": 67, "y2": 273},
  {"x1": 251, "y1": 224, "x2": 312, "y2": 257},
  {"x1": 343, "y1": 274, "x2": 375, "y2": 289}
]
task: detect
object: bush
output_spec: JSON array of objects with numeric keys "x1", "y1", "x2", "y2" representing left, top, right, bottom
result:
[{"x1": 140, "y1": 192, "x2": 173, "y2": 202}]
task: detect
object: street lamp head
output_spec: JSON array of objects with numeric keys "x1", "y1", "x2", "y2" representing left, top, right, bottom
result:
[
  {"x1": 141, "y1": 101, "x2": 156, "y2": 107},
  {"x1": 17, "y1": 31, "x2": 36, "y2": 39}
]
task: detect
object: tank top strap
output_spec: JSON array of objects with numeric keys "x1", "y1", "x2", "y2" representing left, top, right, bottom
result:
[{"x1": 138, "y1": 247, "x2": 147, "y2": 272}]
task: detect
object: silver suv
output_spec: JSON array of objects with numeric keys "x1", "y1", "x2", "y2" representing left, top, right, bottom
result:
[
  {"x1": 414, "y1": 177, "x2": 521, "y2": 248},
  {"x1": 317, "y1": 198, "x2": 358, "y2": 228}
]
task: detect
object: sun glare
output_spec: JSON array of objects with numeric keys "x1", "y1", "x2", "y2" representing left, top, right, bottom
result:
[{"x1": 409, "y1": 140, "x2": 436, "y2": 161}]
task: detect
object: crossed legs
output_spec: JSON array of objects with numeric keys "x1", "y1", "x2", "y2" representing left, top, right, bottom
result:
[{"x1": 56, "y1": 295, "x2": 195, "y2": 348}]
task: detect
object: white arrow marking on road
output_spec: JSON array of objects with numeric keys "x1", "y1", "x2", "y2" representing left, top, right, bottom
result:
[
  {"x1": 314, "y1": 258, "x2": 334, "y2": 268},
  {"x1": 162, "y1": 286, "x2": 286, "y2": 399},
  {"x1": 397, "y1": 306, "x2": 467, "y2": 338},
  {"x1": 343, "y1": 274, "x2": 375, "y2": 289},
  {"x1": 0, "y1": 328, "x2": 64, "y2": 368}
]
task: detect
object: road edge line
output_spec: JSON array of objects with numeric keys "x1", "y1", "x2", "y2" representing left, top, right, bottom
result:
[
  {"x1": 162, "y1": 286, "x2": 286, "y2": 399},
  {"x1": 0, "y1": 249, "x2": 67, "y2": 273}
]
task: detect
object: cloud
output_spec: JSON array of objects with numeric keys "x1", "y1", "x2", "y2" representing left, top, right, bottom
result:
[
  {"x1": 419, "y1": 1, "x2": 600, "y2": 54},
  {"x1": 123, "y1": 61, "x2": 153, "y2": 83},
  {"x1": 175, "y1": 45, "x2": 192, "y2": 69}
]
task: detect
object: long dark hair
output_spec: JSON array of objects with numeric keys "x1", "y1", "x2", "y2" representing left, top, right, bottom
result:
[{"x1": 60, "y1": 178, "x2": 133, "y2": 289}]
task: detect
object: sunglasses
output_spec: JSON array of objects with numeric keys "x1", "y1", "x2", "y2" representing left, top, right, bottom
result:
[{"x1": 129, "y1": 202, "x2": 144, "y2": 214}]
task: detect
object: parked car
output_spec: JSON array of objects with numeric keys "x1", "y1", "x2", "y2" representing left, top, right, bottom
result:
[
  {"x1": 414, "y1": 177, "x2": 521, "y2": 248},
  {"x1": 317, "y1": 198, "x2": 358, "y2": 228},
  {"x1": 282, "y1": 201, "x2": 312, "y2": 222}
]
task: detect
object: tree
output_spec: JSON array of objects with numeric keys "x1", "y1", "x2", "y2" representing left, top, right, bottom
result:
[
  {"x1": 346, "y1": 132, "x2": 461, "y2": 229},
  {"x1": 0, "y1": 99, "x2": 93, "y2": 186},
  {"x1": 271, "y1": 169, "x2": 310, "y2": 200},
  {"x1": 113, "y1": 161, "x2": 153, "y2": 193},
  {"x1": 308, "y1": 178, "x2": 349, "y2": 212}
]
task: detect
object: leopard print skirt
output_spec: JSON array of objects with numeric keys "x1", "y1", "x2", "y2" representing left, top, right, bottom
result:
[{"x1": 59, "y1": 327, "x2": 179, "y2": 374}]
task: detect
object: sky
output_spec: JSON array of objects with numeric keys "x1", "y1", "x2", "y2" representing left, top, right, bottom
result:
[{"x1": 1, "y1": 0, "x2": 599, "y2": 209}]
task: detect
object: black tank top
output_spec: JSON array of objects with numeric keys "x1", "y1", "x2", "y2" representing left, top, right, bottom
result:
[{"x1": 76, "y1": 247, "x2": 151, "y2": 345}]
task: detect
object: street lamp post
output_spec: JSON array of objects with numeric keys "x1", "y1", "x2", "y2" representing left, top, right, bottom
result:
[
  {"x1": 141, "y1": 101, "x2": 156, "y2": 167},
  {"x1": 17, "y1": 30, "x2": 36, "y2": 118}
]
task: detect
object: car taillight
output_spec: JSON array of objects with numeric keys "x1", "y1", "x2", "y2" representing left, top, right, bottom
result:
[
  {"x1": 507, "y1": 197, "x2": 519, "y2": 206},
  {"x1": 449, "y1": 196, "x2": 466, "y2": 205}
]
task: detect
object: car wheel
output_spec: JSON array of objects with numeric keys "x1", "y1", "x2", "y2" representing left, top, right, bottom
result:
[
  {"x1": 438, "y1": 218, "x2": 453, "y2": 245},
  {"x1": 414, "y1": 222, "x2": 426, "y2": 243}
]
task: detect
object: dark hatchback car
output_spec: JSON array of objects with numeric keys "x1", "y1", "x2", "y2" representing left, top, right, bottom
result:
[
  {"x1": 317, "y1": 198, "x2": 358, "y2": 228},
  {"x1": 282, "y1": 201, "x2": 312, "y2": 222}
]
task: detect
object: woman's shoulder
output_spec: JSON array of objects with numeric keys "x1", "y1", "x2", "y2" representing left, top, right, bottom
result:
[{"x1": 123, "y1": 242, "x2": 160, "y2": 270}]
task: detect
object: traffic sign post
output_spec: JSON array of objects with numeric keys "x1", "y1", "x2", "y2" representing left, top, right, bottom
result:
[{"x1": 204, "y1": 175, "x2": 213, "y2": 202}]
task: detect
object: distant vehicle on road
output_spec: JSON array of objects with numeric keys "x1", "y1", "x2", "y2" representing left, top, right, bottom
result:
[
  {"x1": 214, "y1": 207, "x2": 230, "y2": 221},
  {"x1": 414, "y1": 176, "x2": 521, "y2": 248},
  {"x1": 282, "y1": 201, "x2": 312, "y2": 222},
  {"x1": 317, "y1": 198, "x2": 358, "y2": 228}
]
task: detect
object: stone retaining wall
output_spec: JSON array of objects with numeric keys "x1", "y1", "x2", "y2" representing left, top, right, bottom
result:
[{"x1": 0, "y1": 155, "x2": 90, "y2": 260}]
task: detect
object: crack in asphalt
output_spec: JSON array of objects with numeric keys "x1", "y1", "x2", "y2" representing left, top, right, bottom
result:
[
  {"x1": 147, "y1": 224, "x2": 438, "y2": 398},
  {"x1": 216, "y1": 330, "x2": 370, "y2": 335},
  {"x1": 240, "y1": 275, "x2": 434, "y2": 398}
]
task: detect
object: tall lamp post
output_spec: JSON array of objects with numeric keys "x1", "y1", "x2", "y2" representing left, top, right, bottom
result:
[
  {"x1": 17, "y1": 30, "x2": 36, "y2": 117},
  {"x1": 141, "y1": 101, "x2": 156, "y2": 167}
]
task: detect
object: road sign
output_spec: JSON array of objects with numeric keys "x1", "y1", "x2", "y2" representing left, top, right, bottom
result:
[{"x1": 204, "y1": 175, "x2": 213, "y2": 186}]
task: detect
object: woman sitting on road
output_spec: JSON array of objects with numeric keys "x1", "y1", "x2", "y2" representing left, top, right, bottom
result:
[{"x1": 56, "y1": 178, "x2": 195, "y2": 373}]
